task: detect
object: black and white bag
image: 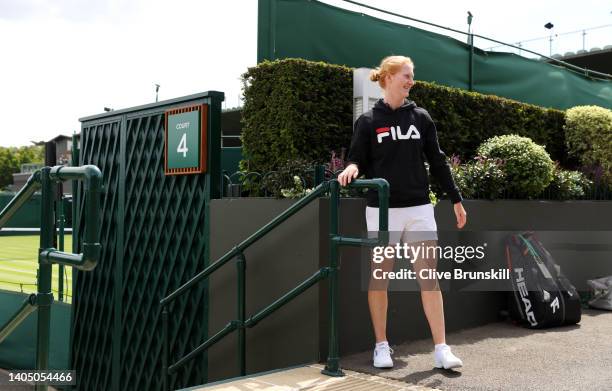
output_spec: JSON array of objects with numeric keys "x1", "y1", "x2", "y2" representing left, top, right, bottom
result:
[{"x1": 505, "y1": 232, "x2": 581, "y2": 328}]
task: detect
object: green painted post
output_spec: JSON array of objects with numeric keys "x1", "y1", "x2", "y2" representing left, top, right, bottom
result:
[
  {"x1": 36, "y1": 167, "x2": 54, "y2": 391},
  {"x1": 468, "y1": 33, "x2": 474, "y2": 91},
  {"x1": 202, "y1": 91, "x2": 225, "y2": 383},
  {"x1": 322, "y1": 180, "x2": 344, "y2": 377},
  {"x1": 236, "y1": 252, "x2": 246, "y2": 376},
  {"x1": 314, "y1": 165, "x2": 325, "y2": 186},
  {"x1": 207, "y1": 92, "x2": 225, "y2": 200},
  {"x1": 57, "y1": 196, "x2": 65, "y2": 302}
]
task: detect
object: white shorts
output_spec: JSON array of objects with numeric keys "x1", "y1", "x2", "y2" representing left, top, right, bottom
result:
[{"x1": 366, "y1": 204, "x2": 438, "y2": 243}]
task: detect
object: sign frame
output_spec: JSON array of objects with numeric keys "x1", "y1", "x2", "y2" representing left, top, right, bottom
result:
[{"x1": 164, "y1": 104, "x2": 208, "y2": 175}]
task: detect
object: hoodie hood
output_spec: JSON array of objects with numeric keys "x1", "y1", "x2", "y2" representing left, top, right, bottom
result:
[{"x1": 373, "y1": 98, "x2": 417, "y2": 113}]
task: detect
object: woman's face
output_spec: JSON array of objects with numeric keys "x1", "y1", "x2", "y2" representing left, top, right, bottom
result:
[{"x1": 385, "y1": 64, "x2": 415, "y2": 98}]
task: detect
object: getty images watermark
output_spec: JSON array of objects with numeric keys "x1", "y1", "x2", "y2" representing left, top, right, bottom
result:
[
  {"x1": 359, "y1": 230, "x2": 612, "y2": 292},
  {"x1": 369, "y1": 241, "x2": 510, "y2": 283}
]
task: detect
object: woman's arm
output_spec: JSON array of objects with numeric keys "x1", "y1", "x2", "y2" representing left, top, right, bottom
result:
[
  {"x1": 345, "y1": 116, "x2": 371, "y2": 172},
  {"x1": 340, "y1": 116, "x2": 371, "y2": 186},
  {"x1": 422, "y1": 113, "x2": 466, "y2": 228},
  {"x1": 422, "y1": 114, "x2": 462, "y2": 205}
]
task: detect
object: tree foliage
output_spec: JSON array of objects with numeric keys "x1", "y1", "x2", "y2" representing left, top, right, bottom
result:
[{"x1": 0, "y1": 145, "x2": 44, "y2": 190}]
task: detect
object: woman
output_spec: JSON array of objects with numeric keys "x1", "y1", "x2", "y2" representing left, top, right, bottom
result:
[{"x1": 338, "y1": 55, "x2": 467, "y2": 370}]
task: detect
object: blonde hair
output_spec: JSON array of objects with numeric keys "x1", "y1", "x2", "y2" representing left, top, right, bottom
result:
[{"x1": 369, "y1": 55, "x2": 414, "y2": 89}]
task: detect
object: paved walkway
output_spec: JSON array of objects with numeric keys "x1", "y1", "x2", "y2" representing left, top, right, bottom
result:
[
  {"x1": 342, "y1": 309, "x2": 612, "y2": 391},
  {"x1": 194, "y1": 364, "x2": 438, "y2": 391}
]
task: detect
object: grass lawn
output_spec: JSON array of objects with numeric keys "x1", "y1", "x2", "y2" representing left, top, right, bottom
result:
[{"x1": 0, "y1": 235, "x2": 73, "y2": 303}]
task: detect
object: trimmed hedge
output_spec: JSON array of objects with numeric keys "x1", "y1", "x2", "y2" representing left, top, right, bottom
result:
[
  {"x1": 409, "y1": 82, "x2": 567, "y2": 164},
  {"x1": 240, "y1": 59, "x2": 353, "y2": 173},
  {"x1": 565, "y1": 105, "x2": 612, "y2": 180},
  {"x1": 240, "y1": 58, "x2": 567, "y2": 173}
]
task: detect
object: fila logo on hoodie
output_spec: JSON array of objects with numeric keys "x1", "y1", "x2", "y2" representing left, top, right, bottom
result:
[{"x1": 376, "y1": 125, "x2": 421, "y2": 143}]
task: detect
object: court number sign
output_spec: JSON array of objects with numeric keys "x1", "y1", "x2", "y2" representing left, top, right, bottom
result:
[{"x1": 165, "y1": 104, "x2": 208, "y2": 175}]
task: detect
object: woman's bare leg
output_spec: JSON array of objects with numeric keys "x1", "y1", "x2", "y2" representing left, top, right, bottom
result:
[
  {"x1": 368, "y1": 257, "x2": 394, "y2": 343},
  {"x1": 412, "y1": 240, "x2": 446, "y2": 345}
]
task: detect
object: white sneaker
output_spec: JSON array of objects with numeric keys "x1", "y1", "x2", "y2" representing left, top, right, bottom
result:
[
  {"x1": 373, "y1": 343, "x2": 394, "y2": 368},
  {"x1": 434, "y1": 344, "x2": 463, "y2": 369}
]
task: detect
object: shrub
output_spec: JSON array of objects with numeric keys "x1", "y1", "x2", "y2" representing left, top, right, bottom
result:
[
  {"x1": 281, "y1": 176, "x2": 314, "y2": 198},
  {"x1": 240, "y1": 58, "x2": 568, "y2": 173},
  {"x1": 240, "y1": 59, "x2": 353, "y2": 173},
  {"x1": 449, "y1": 156, "x2": 507, "y2": 200},
  {"x1": 565, "y1": 106, "x2": 612, "y2": 180},
  {"x1": 545, "y1": 164, "x2": 591, "y2": 200},
  {"x1": 260, "y1": 158, "x2": 317, "y2": 198},
  {"x1": 477, "y1": 135, "x2": 554, "y2": 197}
]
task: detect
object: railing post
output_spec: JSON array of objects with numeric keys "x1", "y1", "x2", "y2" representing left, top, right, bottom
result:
[
  {"x1": 314, "y1": 165, "x2": 325, "y2": 186},
  {"x1": 236, "y1": 252, "x2": 246, "y2": 376},
  {"x1": 468, "y1": 33, "x2": 474, "y2": 91},
  {"x1": 322, "y1": 180, "x2": 344, "y2": 377},
  {"x1": 36, "y1": 167, "x2": 54, "y2": 391},
  {"x1": 57, "y1": 195, "x2": 65, "y2": 302},
  {"x1": 162, "y1": 308, "x2": 169, "y2": 391}
]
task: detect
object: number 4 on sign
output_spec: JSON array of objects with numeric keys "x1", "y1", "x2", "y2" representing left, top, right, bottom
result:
[{"x1": 177, "y1": 133, "x2": 188, "y2": 158}]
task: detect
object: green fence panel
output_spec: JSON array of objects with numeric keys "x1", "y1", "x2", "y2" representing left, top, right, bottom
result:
[
  {"x1": 0, "y1": 290, "x2": 70, "y2": 370},
  {"x1": 71, "y1": 119, "x2": 121, "y2": 391},
  {"x1": 72, "y1": 91, "x2": 223, "y2": 391},
  {"x1": 473, "y1": 52, "x2": 612, "y2": 109},
  {"x1": 0, "y1": 193, "x2": 41, "y2": 228},
  {"x1": 221, "y1": 147, "x2": 242, "y2": 175},
  {"x1": 257, "y1": 0, "x2": 611, "y2": 109}
]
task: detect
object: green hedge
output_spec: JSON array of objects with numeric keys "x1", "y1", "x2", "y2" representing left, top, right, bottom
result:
[
  {"x1": 240, "y1": 58, "x2": 567, "y2": 173},
  {"x1": 240, "y1": 59, "x2": 353, "y2": 173},
  {"x1": 565, "y1": 105, "x2": 612, "y2": 180},
  {"x1": 409, "y1": 83, "x2": 567, "y2": 164}
]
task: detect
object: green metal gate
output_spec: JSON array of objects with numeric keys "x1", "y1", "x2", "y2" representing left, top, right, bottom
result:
[{"x1": 73, "y1": 92, "x2": 223, "y2": 391}]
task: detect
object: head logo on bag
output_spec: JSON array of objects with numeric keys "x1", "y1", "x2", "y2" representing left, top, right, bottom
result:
[
  {"x1": 514, "y1": 267, "x2": 538, "y2": 327},
  {"x1": 550, "y1": 297, "x2": 560, "y2": 313}
]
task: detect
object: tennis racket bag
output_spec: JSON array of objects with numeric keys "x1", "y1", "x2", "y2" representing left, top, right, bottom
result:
[{"x1": 505, "y1": 232, "x2": 581, "y2": 328}]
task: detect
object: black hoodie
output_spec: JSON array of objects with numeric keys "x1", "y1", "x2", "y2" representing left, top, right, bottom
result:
[{"x1": 347, "y1": 99, "x2": 462, "y2": 208}]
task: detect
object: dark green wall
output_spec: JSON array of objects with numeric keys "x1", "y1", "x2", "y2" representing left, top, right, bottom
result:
[
  {"x1": 0, "y1": 290, "x2": 70, "y2": 370},
  {"x1": 258, "y1": 0, "x2": 611, "y2": 109},
  {"x1": 0, "y1": 193, "x2": 41, "y2": 228}
]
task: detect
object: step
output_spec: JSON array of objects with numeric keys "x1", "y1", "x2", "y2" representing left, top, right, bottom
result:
[{"x1": 183, "y1": 364, "x2": 438, "y2": 391}]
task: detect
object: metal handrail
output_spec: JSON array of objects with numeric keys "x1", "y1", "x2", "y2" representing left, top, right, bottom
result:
[
  {"x1": 0, "y1": 164, "x2": 102, "y2": 391},
  {"x1": 160, "y1": 177, "x2": 389, "y2": 390},
  {"x1": 0, "y1": 294, "x2": 37, "y2": 343},
  {"x1": 0, "y1": 171, "x2": 41, "y2": 228},
  {"x1": 39, "y1": 165, "x2": 102, "y2": 271},
  {"x1": 160, "y1": 182, "x2": 328, "y2": 307}
]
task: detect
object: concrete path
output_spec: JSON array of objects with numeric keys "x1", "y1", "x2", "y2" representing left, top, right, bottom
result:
[
  {"x1": 342, "y1": 309, "x2": 612, "y2": 391},
  {"x1": 193, "y1": 364, "x2": 439, "y2": 390}
]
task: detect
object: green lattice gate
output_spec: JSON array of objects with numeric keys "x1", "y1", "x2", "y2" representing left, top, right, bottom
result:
[{"x1": 72, "y1": 92, "x2": 224, "y2": 391}]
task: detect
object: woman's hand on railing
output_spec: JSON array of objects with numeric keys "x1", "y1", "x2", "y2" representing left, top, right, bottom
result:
[{"x1": 337, "y1": 164, "x2": 359, "y2": 186}]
